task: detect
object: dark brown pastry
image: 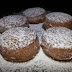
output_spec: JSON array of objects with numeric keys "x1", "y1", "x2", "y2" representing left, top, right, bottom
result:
[
  {"x1": 0, "y1": 27, "x2": 40, "y2": 62},
  {"x1": 43, "y1": 12, "x2": 72, "y2": 30},
  {"x1": 22, "y1": 7, "x2": 46, "y2": 24},
  {"x1": 0, "y1": 15, "x2": 29, "y2": 33},
  {"x1": 41, "y1": 27, "x2": 72, "y2": 61}
]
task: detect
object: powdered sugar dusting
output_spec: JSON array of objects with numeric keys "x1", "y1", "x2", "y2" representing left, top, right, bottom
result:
[
  {"x1": 1, "y1": 27, "x2": 36, "y2": 50},
  {"x1": 46, "y1": 12, "x2": 72, "y2": 23},
  {"x1": 0, "y1": 23, "x2": 72, "y2": 72},
  {"x1": 23, "y1": 7, "x2": 46, "y2": 17},
  {"x1": 0, "y1": 15, "x2": 27, "y2": 29},
  {"x1": 42, "y1": 27, "x2": 72, "y2": 48}
]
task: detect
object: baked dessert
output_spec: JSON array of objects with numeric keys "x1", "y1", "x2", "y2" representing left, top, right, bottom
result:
[
  {"x1": 43, "y1": 12, "x2": 72, "y2": 30},
  {"x1": 0, "y1": 15, "x2": 29, "y2": 33},
  {"x1": 22, "y1": 7, "x2": 46, "y2": 24},
  {"x1": 0, "y1": 27, "x2": 40, "y2": 62},
  {"x1": 41, "y1": 27, "x2": 72, "y2": 61},
  {"x1": 0, "y1": 24, "x2": 72, "y2": 72}
]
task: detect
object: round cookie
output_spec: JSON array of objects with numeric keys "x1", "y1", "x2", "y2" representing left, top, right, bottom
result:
[
  {"x1": 0, "y1": 27, "x2": 40, "y2": 62},
  {"x1": 43, "y1": 12, "x2": 72, "y2": 30},
  {"x1": 41, "y1": 27, "x2": 72, "y2": 61},
  {"x1": 22, "y1": 7, "x2": 46, "y2": 24},
  {"x1": 0, "y1": 15, "x2": 29, "y2": 33}
]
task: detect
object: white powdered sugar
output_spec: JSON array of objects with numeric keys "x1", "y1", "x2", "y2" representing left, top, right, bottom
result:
[
  {"x1": 29, "y1": 23, "x2": 45, "y2": 43},
  {"x1": 42, "y1": 27, "x2": 72, "y2": 49},
  {"x1": 46, "y1": 12, "x2": 72, "y2": 23},
  {"x1": 0, "y1": 23, "x2": 72, "y2": 72},
  {"x1": 1, "y1": 27, "x2": 36, "y2": 50},
  {"x1": 0, "y1": 15, "x2": 27, "y2": 29},
  {"x1": 23, "y1": 7, "x2": 46, "y2": 17}
]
